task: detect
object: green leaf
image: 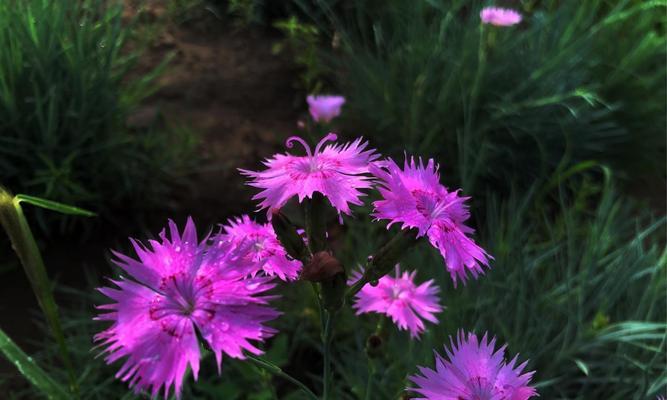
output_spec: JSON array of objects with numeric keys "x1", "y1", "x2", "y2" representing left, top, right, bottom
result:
[
  {"x1": 0, "y1": 327, "x2": 69, "y2": 400},
  {"x1": 15, "y1": 194, "x2": 96, "y2": 217},
  {"x1": 264, "y1": 334, "x2": 289, "y2": 368},
  {"x1": 574, "y1": 359, "x2": 590, "y2": 376}
]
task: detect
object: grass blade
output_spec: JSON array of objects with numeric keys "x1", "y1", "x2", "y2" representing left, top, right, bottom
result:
[
  {"x1": 15, "y1": 194, "x2": 96, "y2": 217},
  {"x1": 0, "y1": 327, "x2": 69, "y2": 400},
  {"x1": 0, "y1": 187, "x2": 78, "y2": 396}
]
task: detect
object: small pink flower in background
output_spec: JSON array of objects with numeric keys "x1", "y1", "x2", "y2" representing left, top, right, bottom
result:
[
  {"x1": 240, "y1": 133, "x2": 379, "y2": 217},
  {"x1": 350, "y1": 265, "x2": 442, "y2": 338},
  {"x1": 480, "y1": 7, "x2": 522, "y2": 26},
  {"x1": 95, "y1": 218, "x2": 279, "y2": 399},
  {"x1": 371, "y1": 157, "x2": 491, "y2": 286},
  {"x1": 307, "y1": 95, "x2": 346, "y2": 123},
  {"x1": 410, "y1": 331, "x2": 537, "y2": 400},
  {"x1": 218, "y1": 215, "x2": 301, "y2": 281}
]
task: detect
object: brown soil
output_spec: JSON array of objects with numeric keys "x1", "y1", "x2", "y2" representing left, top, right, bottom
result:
[{"x1": 125, "y1": 1, "x2": 304, "y2": 221}]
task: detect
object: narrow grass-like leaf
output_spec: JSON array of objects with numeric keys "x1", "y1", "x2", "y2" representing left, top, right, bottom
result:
[
  {"x1": 0, "y1": 188, "x2": 78, "y2": 395},
  {"x1": 15, "y1": 194, "x2": 96, "y2": 217},
  {"x1": 0, "y1": 327, "x2": 69, "y2": 400}
]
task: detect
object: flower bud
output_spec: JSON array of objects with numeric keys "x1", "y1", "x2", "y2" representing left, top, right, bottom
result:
[
  {"x1": 365, "y1": 334, "x2": 384, "y2": 358},
  {"x1": 270, "y1": 211, "x2": 308, "y2": 262},
  {"x1": 366, "y1": 229, "x2": 418, "y2": 281},
  {"x1": 301, "y1": 251, "x2": 344, "y2": 282},
  {"x1": 301, "y1": 251, "x2": 347, "y2": 312}
]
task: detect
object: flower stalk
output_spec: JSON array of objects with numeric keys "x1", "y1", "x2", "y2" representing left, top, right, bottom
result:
[
  {"x1": 304, "y1": 193, "x2": 328, "y2": 254},
  {"x1": 322, "y1": 310, "x2": 335, "y2": 400},
  {"x1": 247, "y1": 355, "x2": 318, "y2": 400},
  {"x1": 271, "y1": 211, "x2": 309, "y2": 263},
  {"x1": 347, "y1": 230, "x2": 418, "y2": 299}
]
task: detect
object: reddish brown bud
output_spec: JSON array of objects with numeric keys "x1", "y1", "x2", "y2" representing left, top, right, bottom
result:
[{"x1": 301, "y1": 251, "x2": 344, "y2": 282}]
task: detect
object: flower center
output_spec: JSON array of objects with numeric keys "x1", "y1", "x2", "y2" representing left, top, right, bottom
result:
[
  {"x1": 462, "y1": 376, "x2": 494, "y2": 400},
  {"x1": 412, "y1": 189, "x2": 449, "y2": 220},
  {"x1": 150, "y1": 273, "x2": 216, "y2": 326}
]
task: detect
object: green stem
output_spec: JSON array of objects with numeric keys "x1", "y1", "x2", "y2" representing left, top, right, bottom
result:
[
  {"x1": 346, "y1": 231, "x2": 417, "y2": 300},
  {"x1": 0, "y1": 189, "x2": 78, "y2": 396},
  {"x1": 304, "y1": 193, "x2": 327, "y2": 254},
  {"x1": 364, "y1": 358, "x2": 376, "y2": 400},
  {"x1": 247, "y1": 356, "x2": 319, "y2": 400},
  {"x1": 462, "y1": 23, "x2": 488, "y2": 193},
  {"x1": 469, "y1": 23, "x2": 487, "y2": 117},
  {"x1": 322, "y1": 310, "x2": 334, "y2": 400}
]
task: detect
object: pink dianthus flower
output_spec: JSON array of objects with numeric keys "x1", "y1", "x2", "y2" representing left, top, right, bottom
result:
[
  {"x1": 95, "y1": 218, "x2": 279, "y2": 399},
  {"x1": 350, "y1": 265, "x2": 442, "y2": 338},
  {"x1": 306, "y1": 95, "x2": 346, "y2": 123},
  {"x1": 218, "y1": 215, "x2": 301, "y2": 281},
  {"x1": 371, "y1": 157, "x2": 491, "y2": 286},
  {"x1": 410, "y1": 331, "x2": 537, "y2": 400},
  {"x1": 240, "y1": 133, "x2": 379, "y2": 217},
  {"x1": 480, "y1": 7, "x2": 522, "y2": 26}
]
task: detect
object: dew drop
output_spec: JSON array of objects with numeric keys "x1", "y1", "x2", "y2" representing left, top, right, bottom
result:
[{"x1": 220, "y1": 322, "x2": 229, "y2": 331}]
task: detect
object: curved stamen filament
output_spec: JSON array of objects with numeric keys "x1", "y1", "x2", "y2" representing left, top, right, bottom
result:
[
  {"x1": 286, "y1": 136, "x2": 313, "y2": 158},
  {"x1": 314, "y1": 132, "x2": 338, "y2": 155}
]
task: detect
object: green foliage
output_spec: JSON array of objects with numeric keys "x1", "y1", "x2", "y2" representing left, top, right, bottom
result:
[
  {"x1": 0, "y1": 328, "x2": 69, "y2": 400},
  {"x1": 3, "y1": 1, "x2": 664, "y2": 399},
  {"x1": 273, "y1": 16, "x2": 328, "y2": 92},
  {"x1": 305, "y1": 0, "x2": 666, "y2": 192},
  {"x1": 0, "y1": 0, "x2": 197, "y2": 233},
  {"x1": 329, "y1": 176, "x2": 666, "y2": 400},
  {"x1": 29, "y1": 177, "x2": 659, "y2": 400},
  {"x1": 0, "y1": 189, "x2": 78, "y2": 394}
]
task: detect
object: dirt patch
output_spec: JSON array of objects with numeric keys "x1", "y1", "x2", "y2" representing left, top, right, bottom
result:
[{"x1": 126, "y1": 2, "x2": 304, "y2": 220}]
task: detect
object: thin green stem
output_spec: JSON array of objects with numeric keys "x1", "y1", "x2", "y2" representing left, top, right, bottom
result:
[
  {"x1": 468, "y1": 23, "x2": 487, "y2": 117},
  {"x1": 364, "y1": 358, "x2": 376, "y2": 400},
  {"x1": 346, "y1": 231, "x2": 417, "y2": 300},
  {"x1": 322, "y1": 310, "x2": 334, "y2": 400},
  {"x1": 247, "y1": 355, "x2": 319, "y2": 400},
  {"x1": 0, "y1": 189, "x2": 78, "y2": 396},
  {"x1": 461, "y1": 22, "x2": 488, "y2": 193}
]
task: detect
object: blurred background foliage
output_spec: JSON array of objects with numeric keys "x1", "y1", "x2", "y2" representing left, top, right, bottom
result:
[
  {"x1": 0, "y1": 0, "x2": 664, "y2": 399},
  {"x1": 0, "y1": 0, "x2": 198, "y2": 234}
]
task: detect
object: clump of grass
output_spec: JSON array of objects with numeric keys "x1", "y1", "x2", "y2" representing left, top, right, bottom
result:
[
  {"x1": 303, "y1": 0, "x2": 665, "y2": 192},
  {"x1": 0, "y1": 0, "x2": 197, "y2": 233},
  {"x1": 329, "y1": 173, "x2": 666, "y2": 400}
]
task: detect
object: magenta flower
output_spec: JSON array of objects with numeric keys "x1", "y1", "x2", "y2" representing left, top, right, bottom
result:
[
  {"x1": 350, "y1": 265, "x2": 442, "y2": 338},
  {"x1": 307, "y1": 95, "x2": 346, "y2": 123},
  {"x1": 480, "y1": 7, "x2": 522, "y2": 26},
  {"x1": 218, "y1": 215, "x2": 301, "y2": 281},
  {"x1": 240, "y1": 133, "x2": 379, "y2": 216},
  {"x1": 95, "y1": 218, "x2": 280, "y2": 399},
  {"x1": 371, "y1": 157, "x2": 491, "y2": 286},
  {"x1": 410, "y1": 331, "x2": 537, "y2": 400}
]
